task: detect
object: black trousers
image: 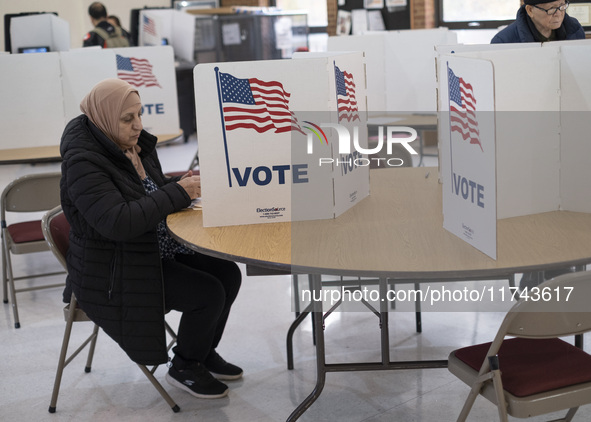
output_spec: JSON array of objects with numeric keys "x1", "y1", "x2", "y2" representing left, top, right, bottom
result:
[{"x1": 162, "y1": 252, "x2": 242, "y2": 363}]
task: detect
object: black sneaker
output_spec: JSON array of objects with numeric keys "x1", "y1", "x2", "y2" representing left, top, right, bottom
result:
[
  {"x1": 204, "y1": 350, "x2": 243, "y2": 380},
  {"x1": 166, "y1": 361, "x2": 229, "y2": 399}
]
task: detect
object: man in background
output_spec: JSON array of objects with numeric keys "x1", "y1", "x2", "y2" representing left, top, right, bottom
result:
[{"x1": 83, "y1": 2, "x2": 130, "y2": 48}]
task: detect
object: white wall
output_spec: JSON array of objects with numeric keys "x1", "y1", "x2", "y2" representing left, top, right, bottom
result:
[{"x1": 0, "y1": 0, "x2": 170, "y2": 51}]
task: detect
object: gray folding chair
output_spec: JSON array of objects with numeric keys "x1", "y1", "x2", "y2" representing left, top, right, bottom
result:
[
  {"x1": 1, "y1": 172, "x2": 64, "y2": 328},
  {"x1": 448, "y1": 270, "x2": 591, "y2": 422},
  {"x1": 42, "y1": 206, "x2": 180, "y2": 414}
]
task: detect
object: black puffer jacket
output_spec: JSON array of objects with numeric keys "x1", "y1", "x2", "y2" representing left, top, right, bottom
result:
[{"x1": 60, "y1": 115, "x2": 191, "y2": 365}]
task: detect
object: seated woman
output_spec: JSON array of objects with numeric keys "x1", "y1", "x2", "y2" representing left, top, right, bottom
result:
[{"x1": 60, "y1": 78, "x2": 242, "y2": 399}]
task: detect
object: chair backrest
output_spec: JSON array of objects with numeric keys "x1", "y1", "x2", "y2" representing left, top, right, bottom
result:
[
  {"x1": 502, "y1": 270, "x2": 591, "y2": 339},
  {"x1": 41, "y1": 206, "x2": 70, "y2": 272},
  {"x1": 1, "y1": 172, "x2": 62, "y2": 221}
]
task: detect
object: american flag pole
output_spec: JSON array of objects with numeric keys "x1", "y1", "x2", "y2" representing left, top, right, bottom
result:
[
  {"x1": 447, "y1": 62, "x2": 454, "y2": 194},
  {"x1": 214, "y1": 67, "x2": 233, "y2": 188}
]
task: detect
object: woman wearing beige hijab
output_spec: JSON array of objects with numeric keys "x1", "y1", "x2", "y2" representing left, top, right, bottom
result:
[{"x1": 60, "y1": 78, "x2": 242, "y2": 401}]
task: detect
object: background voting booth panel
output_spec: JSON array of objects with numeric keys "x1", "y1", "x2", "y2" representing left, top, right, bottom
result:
[
  {"x1": 557, "y1": 44, "x2": 591, "y2": 213},
  {"x1": 328, "y1": 28, "x2": 458, "y2": 113},
  {"x1": 61, "y1": 46, "x2": 180, "y2": 134},
  {"x1": 60, "y1": 49, "x2": 117, "y2": 122},
  {"x1": 9, "y1": 13, "x2": 69, "y2": 54},
  {"x1": 138, "y1": 8, "x2": 198, "y2": 63},
  {"x1": 138, "y1": 10, "x2": 165, "y2": 48},
  {"x1": 328, "y1": 33, "x2": 386, "y2": 111},
  {"x1": 0, "y1": 53, "x2": 64, "y2": 149},
  {"x1": 194, "y1": 52, "x2": 369, "y2": 227},
  {"x1": 436, "y1": 42, "x2": 591, "y2": 259},
  {"x1": 110, "y1": 46, "x2": 179, "y2": 135},
  {"x1": 0, "y1": 46, "x2": 180, "y2": 152},
  {"x1": 383, "y1": 29, "x2": 458, "y2": 113}
]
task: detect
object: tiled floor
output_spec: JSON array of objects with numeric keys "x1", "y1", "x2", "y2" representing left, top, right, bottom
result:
[{"x1": 1, "y1": 136, "x2": 589, "y2": 421}]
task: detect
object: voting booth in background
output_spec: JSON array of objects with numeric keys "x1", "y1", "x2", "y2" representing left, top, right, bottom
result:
[
  {"x1": 0, "y1": 53, "x2": 64, "y2": 148},
  {"x1": 0, "y1": 46, "x2": 180, "y2": 152},
  {"x1": 61, "y1": 46, "x2": 180, "y2": 135},
  {"x1": 194, "y1": 52, "x2": 369, "y2": 227},
  {"x1": 138, "y1": 9, "x2": 197, "y2": 63},
  {"x1": 328, "y1": 28, "x2": 458, "y2": 112},
  {"x1": 436, "y1": 41, "x2": 591, "y2": 259},
  {"x1": 9, "y1": 13, "x2": 69, "y2": 54}
]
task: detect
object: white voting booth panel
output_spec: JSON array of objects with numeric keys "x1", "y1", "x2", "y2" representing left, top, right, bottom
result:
[
  {"x1": 139, "y1": 10, "x2": 165, "y2": 47},
  {"x1": 293, "y1": 51, "x2": 370, "y2": 217},
  {"x1": 10, "y1": 14, "x2": 70, "y2": 54},
  {"x1": 63, "y1": 46, "x2": 179, "y2": 134},
  {"x1": 60, "y1": 49, "x2": 117, "y2": 122},
  {"x1": 139, "y1": 9, "x2": 196, "y2": 63},
  {"x1": 383, "y1": 29, "x2": 457, "y2": 113},
  {"x1": 436, "y1": 42, "x2": 545, "y2": 56},
  {"x1": 438, "y1": 55, "x2": 497, "y2": 259},
  {"x1": 111, "y1": 46, "x2": 180, "y2": 135},
  {"x1": 437, "y1": 44, "x2": 591, "y2": 259},
  {"x1": 328, "y1": 28, "x2": 457, "y2": 112},
  {"x1": 0, "y1": 46, "x2": 179, "y2": 153},
  {"x1": 328, "y1": 33, "x2": 386, "y2": 111},
  {"x1": 558, "y1": 44, "x2": 591, "y2": 214},
  {"x1": 0, "y1": 53, "x2": 64, "y2": 149},
  {"x1": 194, "y1": 53, "x2": 369, "y2": 227},
  {"x1": 61, "y1": 46, "x2": 180, "y2": 134},
  {"x1": 448, "y1": 46, "x2": 561, "y2": 220}
]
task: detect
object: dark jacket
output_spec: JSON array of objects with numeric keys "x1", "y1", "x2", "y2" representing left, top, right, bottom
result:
[
  {"x1": 60, "y1": 115, "x2": 190, "y2": 365},
  {"x1": 491, "y1": 6, "x2": 585, "y2": 43}
]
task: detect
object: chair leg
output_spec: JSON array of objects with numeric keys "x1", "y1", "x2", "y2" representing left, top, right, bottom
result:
[
  {"x1": 456, "y1": 380, "x2": 484, "y2": 422},
  {"x1": 488, "y1": 356, "x2": 509, "y2": 422},
  {"x1": 84, "y1": 324, "x2": 100, "y2": 372},
  {"x1": 2, "y1": 238, "x2": 21, "y2": 328},
  {"x1": 137, "y1": 364, "x2": 180, "y2": 413},
  {"x1": 564, "y1": 406, "x2": 579, "y2": 422},
  {"x1": 164, "y1": 320, "x2": 178, "y2": 353},
  {"x1": 1, "y1": 240, "x2": 8, "y2": 304},
  {"x1": 48, "y1": 300, "x2": 78, "y2": 413}
]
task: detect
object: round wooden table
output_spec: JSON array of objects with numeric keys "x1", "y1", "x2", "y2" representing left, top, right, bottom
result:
[{"x1": 167, "y1": 166, "x2": 591, "y2": 421}]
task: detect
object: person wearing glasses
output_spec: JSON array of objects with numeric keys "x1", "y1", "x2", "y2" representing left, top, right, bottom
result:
[{"x1": 491, "y1": 0, "x2": 584, "y2": 43}]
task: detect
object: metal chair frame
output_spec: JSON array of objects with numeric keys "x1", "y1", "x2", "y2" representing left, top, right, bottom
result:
[
  {"x1": 42, "y1": 206, "x2": 180, "y2": 413},
  {"x1": 448, "y1": 270, "x2": 591, "y2": 422},
  {"x1": 1, "y1": 172, "x2": 64, "y2": 328}
]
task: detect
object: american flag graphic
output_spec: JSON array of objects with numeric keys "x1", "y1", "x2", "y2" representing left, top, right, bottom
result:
[
  {"x1": 116, "y1": 55, "x2": 161, "y2": 88},
  {"x1": 218, "y1": 71, "x2": 304, "y2": 134},
  {"x1": 448, "y1": 67, "x2": 482, "y2": 151},
  {"x1": 143, "y1": 15, "x2": 157, "y2": 36},
  {"x1": 335, "y1": 65, "x2": 359, "y2": 122}
]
